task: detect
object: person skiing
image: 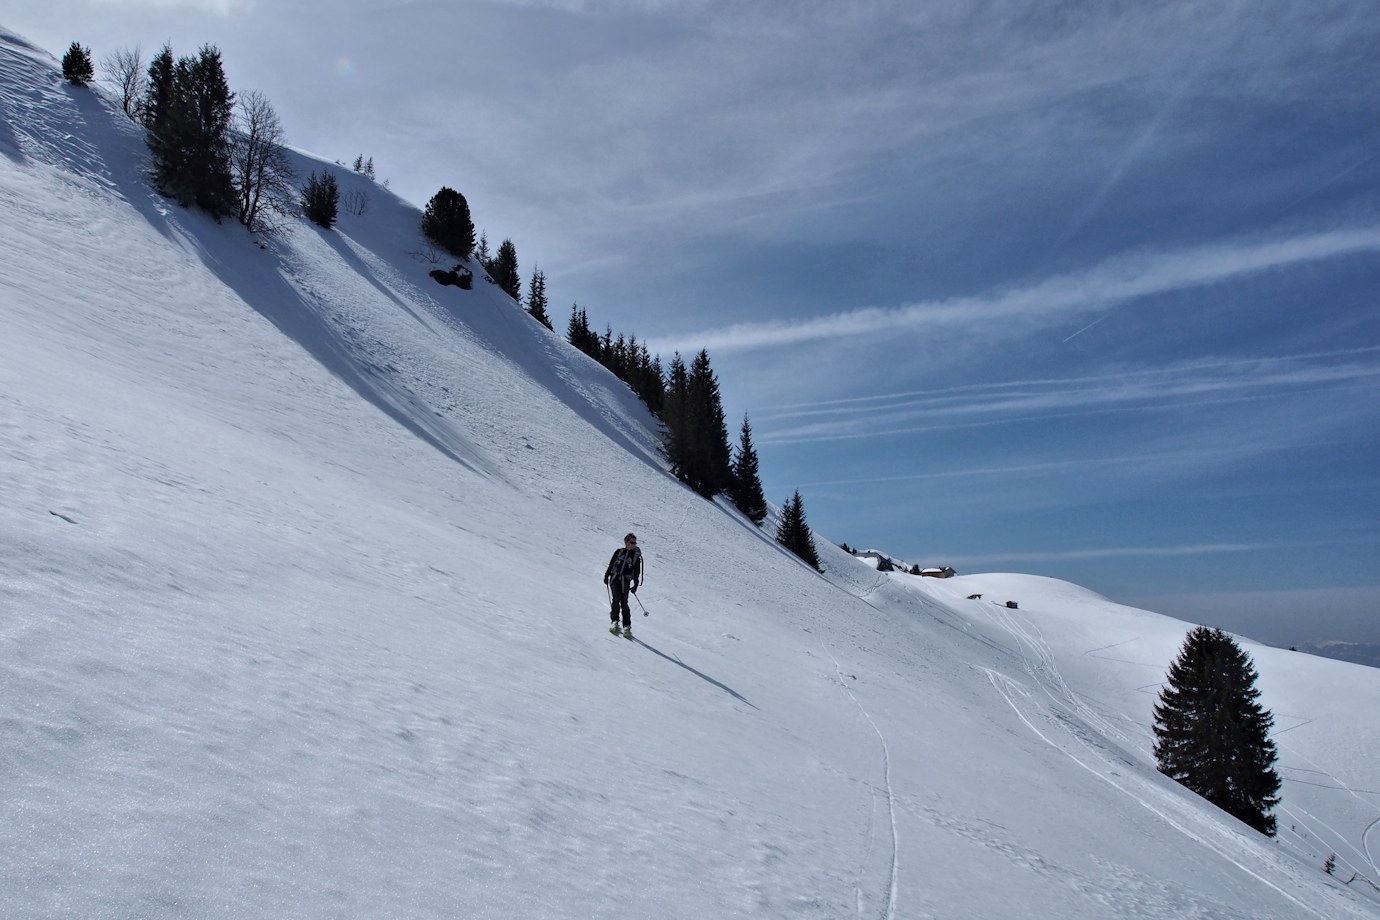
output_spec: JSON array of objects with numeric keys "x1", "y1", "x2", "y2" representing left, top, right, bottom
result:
[{"x1": 604, "y1": 533, "x2": 643, "y2": 638}]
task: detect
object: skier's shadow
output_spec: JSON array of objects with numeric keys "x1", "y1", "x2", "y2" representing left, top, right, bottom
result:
[{"x1": 634, "y1": 639, "x2": 757, "y2": 710}]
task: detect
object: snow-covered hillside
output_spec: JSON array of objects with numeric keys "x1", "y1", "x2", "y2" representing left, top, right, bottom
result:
[{"x1": 3, "y1": 29, "x2": 1378, "y2": 919}]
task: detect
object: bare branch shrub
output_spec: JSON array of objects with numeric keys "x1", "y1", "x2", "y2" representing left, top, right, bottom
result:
[
  {"x1": 341, "y1": 187, "x2": 369, "y2": 216},
  {"x1": 231, "y1": 90, "x2": 297, "y2": 234},
  {"x1": 100, "y1": 46, "x2": 146, "y2": 121}
]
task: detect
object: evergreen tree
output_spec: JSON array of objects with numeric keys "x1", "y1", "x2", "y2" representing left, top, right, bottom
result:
[
  {"x1": 638, "y1": 346, "x2": 664, "y2": 416},
  {"x1": 1152, "y1": 627, "x2": 1282, "y2": 836},
  {"x1": 420, "y1": 187, "x2": 475, "y2": 258},
  {"x1": 491, "y1": 238, "x2": 521, "y2": 300},
  {"x1": 526, "y1": 268, "x2": 552, "y2": 329},
  {"x1": 661, "y1": 352, "x2": 690, "y2": 472},
  {"x1": 688, "y1": 350, "x2": 733, "y2": 497},
  {"x1": 664, "y1": 350, "x2": 732, "y2": 498},
  {"x1": 62, "y1": 42, "x2": 94, "y2": 86},
  {"x1": 144, "y1": 44, "x2": 237, "y2": 217},
  {"x1": 564, "y1": 304, "x2": 664, "y2": 416},
  {"x1": 612, "y1": 333, "x2": 629, "y2": 378},
  {"x1": 476, "y1": 231, "x2": 491, "y2": 269},
  {"x1": 301, "y1": 171, "x2": 339, "y2": 228},
  {"x1": 567, "y1": 303, "x2": 596, "y2": 356},
  {"x1": 143, "y1": 45, "x2": 175, "y2": 132},
  {"x1": 730, "y1": 415, "x2": 768, "y2": 525},
  {"x1": 775, "y1": 491, "x2": 821, "y2": 571}
]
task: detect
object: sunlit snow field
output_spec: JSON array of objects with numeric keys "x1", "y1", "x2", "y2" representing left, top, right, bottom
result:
[{"x1": 2, "y1": 28, "x2": 1378, "y2": 919}]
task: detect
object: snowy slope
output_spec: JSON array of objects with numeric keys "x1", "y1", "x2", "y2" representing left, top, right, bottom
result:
[{"x1": 2, "y1": 29, "x2": 1378, "y2": 919}]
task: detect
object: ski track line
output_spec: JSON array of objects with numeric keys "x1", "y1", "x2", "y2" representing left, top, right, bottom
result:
[
  {"x1": 980, "y1": 596, "x2": 1380, "y2": 911},
  {"x1": 1279, "y1": 746, "x2": 1380, "y2": 876},
  {"x1": 979, "y1": 667, "x2": 1348, "y2": 920},
  {"x1": 983, "y1": 604, "x2": 1135, "y2": 753},
  {"x1": 823, "y1": 642, "x2": 899, "y2": 920},
  {"x1": 1278, "y1": 801, "x2": 1372, "y2": 882}
]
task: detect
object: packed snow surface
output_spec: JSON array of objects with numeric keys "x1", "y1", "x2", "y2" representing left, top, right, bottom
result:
[{"x1": 2, "y1": 28, "x2": 1378, "y2": 919}]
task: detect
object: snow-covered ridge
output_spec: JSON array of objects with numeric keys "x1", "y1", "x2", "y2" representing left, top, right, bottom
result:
[{"x1": 2, "y1": 29, "x2": 1378, "y2": 919}]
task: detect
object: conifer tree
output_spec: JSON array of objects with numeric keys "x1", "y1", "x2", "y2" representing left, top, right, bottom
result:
[
  {"x1": 730, "y1": 415, "x2": 768, "y2": 525},
  {"x1": 662, "y1": 352, "x2": 690, "y2": 471},
  {"x1": 301, "y1": 171, "x2": 339, "y2": 228},
  {"x1": 1153, "y1": 627, "x2": 1282, "y2": 836},
  {"x1": 143, "y1": 44, "x2": 237, "y2": 217},
  {"x1": 638, "y1": 345, "x2": 664, "y2": 416},
  {"x1": 526, "y1": 268, "x2": 552, "y2": 329},
  {"x1": 490, "y1": 238, "x2": 521, "y2": 300},
  {"x1": 143, "y1": 45, "x2": 175, "y2": 133},
  {"x1": 567, "y1": 304, "x2": 598, "y2": 356},
  {"x1": 665, "y1": 350, "x2": 732, "y2": 498},
  {"x1": 62, "y1": 42, "x2": 94, "y2": 86},
  {"x1": 775, "y1": 491, "x2": 821, "y2": 571},
  {"x1": 420, "y1": 187, "x2": 475, "y2": 258}
]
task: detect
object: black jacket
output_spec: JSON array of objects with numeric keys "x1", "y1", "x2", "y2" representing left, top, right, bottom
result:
[{"x1": 604, "y1": 547, "x2": 643, "y2": 586}]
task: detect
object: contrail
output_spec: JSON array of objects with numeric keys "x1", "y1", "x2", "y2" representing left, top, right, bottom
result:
[{"x1": 1062, "y1": 313, "x2": 1109, "y2": 342}]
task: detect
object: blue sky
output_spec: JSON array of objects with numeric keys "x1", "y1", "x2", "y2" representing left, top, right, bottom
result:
[{"x1": 7, "y1": 1, "x2": 1378, "y2": 645}]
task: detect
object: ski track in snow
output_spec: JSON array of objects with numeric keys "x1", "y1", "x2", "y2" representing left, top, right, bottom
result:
[
  {"x1": 823, "y1": 641, "x2": 899, "y2": 920},
  {"x1": 971, "y1": 602, "x2": 1362, "y2": 920},
  {"x1": 1277, "y1": 750, "x2": 1380, "y2": 880},
  {"x1": 978, "y1": 664, "x2": 1343, "y2": 919}
]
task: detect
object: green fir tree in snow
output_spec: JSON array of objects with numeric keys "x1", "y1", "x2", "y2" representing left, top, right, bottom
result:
[
  {"x1": 62, "y1": 42, "x2": 94, "y2": 85},
  {"x1": 775, "y1": 490, "x2": 821, "y2": 571},
  {"x1": 1152, "y1": 626, "x2": 1282, "y2": 836},
  {"x1": 730, "y1": 415, "x2": 768, "y2": 525}
]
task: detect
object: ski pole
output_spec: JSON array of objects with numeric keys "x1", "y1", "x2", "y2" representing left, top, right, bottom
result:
[{"x1": 633, "y1": 590, "x2": 649, "y2": 617}]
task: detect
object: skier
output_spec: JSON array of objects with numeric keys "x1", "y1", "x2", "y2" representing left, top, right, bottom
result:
[{"x1": 604, "y1": 533, "x2": 643, "y2": 638}]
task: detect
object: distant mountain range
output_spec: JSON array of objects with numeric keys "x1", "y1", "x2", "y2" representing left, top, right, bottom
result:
[{"x1": 1291, "y1": 642, "x2": 1380, "y2": 670}]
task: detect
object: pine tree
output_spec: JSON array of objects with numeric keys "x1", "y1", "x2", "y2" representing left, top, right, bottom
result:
[
  {"x1": 526, "y1": 268, "x2": 552, "y2": 329},
  {"x1": 143, "y1": 45, "x2": 175, "y2": 132},
  {"x1": 664, "y1": 350, "x2": 732, "y2": 498},
  {"x1": 491, "y1": 239, "x2": 521, "y2": 300},
  {"x1": 775, "y1": 491, "x2": 821, "y2": 571},
  {"x1": 301, "y1": 171, "x2": 339, "y2": 228},
  {"x1": 637, "y1": 345, "x2": 664, "y2": 416},
  {"x1": 691, "y1": 350, "x2": 733, "y2": 497},
  {"x1": 62, "y1": 42, "x2": 94, "y2": 86},
  {"x1": 567, "y1": 304, "x2": 596, "y2": 356},
  {"x1": 1152, "y1": 626, "x2": 1282, "y2": 836},
  {"x1": 662, "y1": 352, "x2": 690, "y2": 473},
  {"x1": 730, "y1": 415, "x2": 768, "y2": 525},
  {"x1": 143, "y1": 44, "x2": 237, "y2": 217},
  {"x1": 420, "y1": 187, "x2": 475, "y2": 258}
]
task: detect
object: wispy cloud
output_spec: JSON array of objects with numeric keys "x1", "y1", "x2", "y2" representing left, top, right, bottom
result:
[
  {"x1": 944, "y1": 542, "x2": 1284, "y2": 566},
  {"x1": 755, "y1": 346, "x2": 1380, "y2": 445},
  {"x1": 793, "y1": 448, "x2": 1272, "y2": 488},
  {"x1": 92, "y1": 0, "x2": 251, "y2": 13},
  {"x1": 648, "y1": 227, "x2": 1380, "y2": 356}
]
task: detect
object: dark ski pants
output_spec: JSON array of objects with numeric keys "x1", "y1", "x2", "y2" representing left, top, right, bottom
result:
[{"x1": 609, "y1": 578, "x2": 632, "y2": 628}]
